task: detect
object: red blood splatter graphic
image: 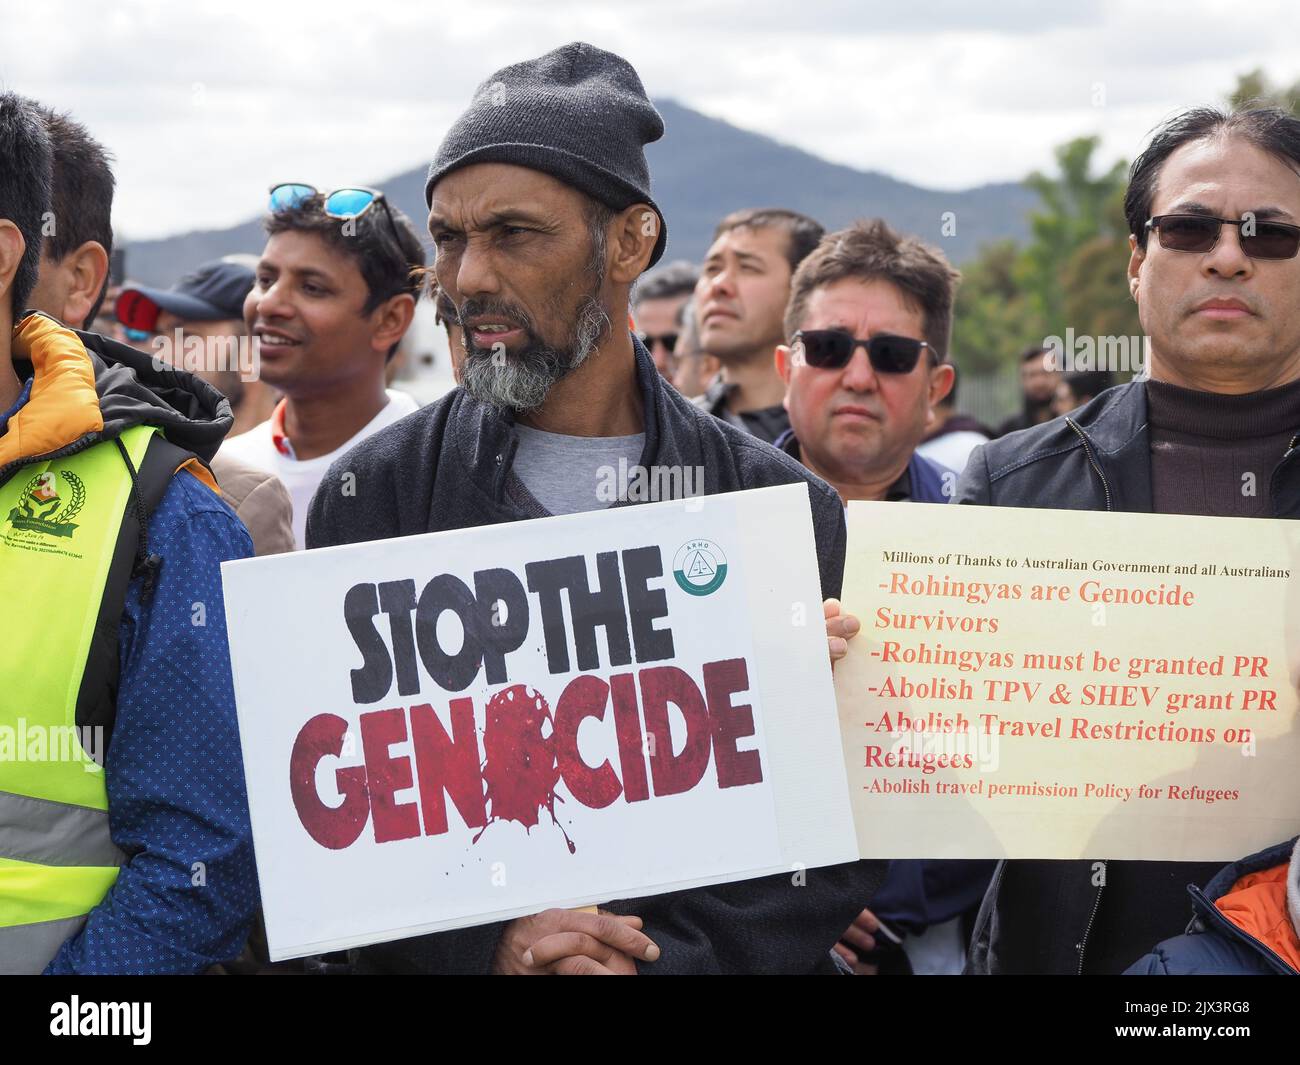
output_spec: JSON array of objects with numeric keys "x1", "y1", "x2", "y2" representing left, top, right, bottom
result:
[{"x1": 478, "y1": 684, "x2": 575, "y2": 853}]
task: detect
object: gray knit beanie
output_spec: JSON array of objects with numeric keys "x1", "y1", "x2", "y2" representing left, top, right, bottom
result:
[{"x1": 425, "y1": 41, "x2": 668, "y2": 267}]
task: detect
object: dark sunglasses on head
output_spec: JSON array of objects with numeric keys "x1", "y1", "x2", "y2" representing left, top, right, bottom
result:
[
  {"x1": 1145, "y1": 214, "x2": 1300, "y2": 260},
  {"x1": 269, "y1": 182, "x2": 403, "y2": 247},
  {"x1": 637, "y1": 330, "x2": 679, "y2": 351},
  {"x1": 792, "y1": 329, "x2": 932, "y2": 373}
]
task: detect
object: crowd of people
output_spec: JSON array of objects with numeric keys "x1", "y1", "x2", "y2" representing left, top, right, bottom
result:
[{"x1": 1, "y1": 40, "x2": 1297, "y2": 976}]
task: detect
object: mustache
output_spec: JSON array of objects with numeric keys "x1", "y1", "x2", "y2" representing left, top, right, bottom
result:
[{"x1": 458, "y1": 298, "x2": 537, "y2": 343}]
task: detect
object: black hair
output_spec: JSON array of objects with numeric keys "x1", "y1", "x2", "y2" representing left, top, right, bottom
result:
[
  {"x1": 713, "y1": 207, "x2": 825, "y2": 272},
  {"x1": 1126, "y1": 106, "x2": 1300, "y2": 248},
  {"x1": 634, "y1": 259, "x2": 698, "y2": 306},
  {"x1": 37, "y1": 105, "x2": 115, "y2": 264},
  {"x1": 34, "y1": 103, "x2": 116, "y2": 325},
  {"x1": 265, "y1": 193, "x2": 426, "y2": 358},
  {"x1": 265, "y1": 194, "x2": 425, "y2": 311},
  {"x1": 0, "y1": 93, "x2": 53, "y2": 318}
]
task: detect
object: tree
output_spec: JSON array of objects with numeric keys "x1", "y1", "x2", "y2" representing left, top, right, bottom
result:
[
  {"x1": 1019, "y1": 136, "x2": 1130, "y2": 335},
  {"x1": 1060, "y1": 234, "x2": 1141, "y2": 344},
  {"x1": 949, "y1": 240, "x2": 1044, "y2": 373},
  {"x1": 1227, "y1": 69, "x2": 1299, "y2": 114},
  {"x1": 952, "y1": 137, "x2": 1130, "y2": 373}
]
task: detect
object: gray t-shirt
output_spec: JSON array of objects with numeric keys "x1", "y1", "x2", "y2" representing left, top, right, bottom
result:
[{"x1": 509, "y1": 423, "x2": 646, "y2": 516}]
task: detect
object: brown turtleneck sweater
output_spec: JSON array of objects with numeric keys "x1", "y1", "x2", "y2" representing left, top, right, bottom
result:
[
  {"x1": 1147, "y1": 377, "x2": 1300, "y2": 518},
  {"x1": 1083, "y1": 375, "x2": 1300, "y2": 974}
]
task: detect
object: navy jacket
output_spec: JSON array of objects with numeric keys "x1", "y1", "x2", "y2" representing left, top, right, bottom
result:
[
  {"x1": 307, "y1": 336, "x2": 887, "y2": 974},
  {"x1": 1127, "y1": 838, "x2": 1299, "y2": 975}
]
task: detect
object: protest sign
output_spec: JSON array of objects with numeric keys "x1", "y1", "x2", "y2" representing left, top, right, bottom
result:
[
  {"x1": 223, "y1": 484, "x2": 856, "y2": 959},
  {"x1": 835, "y1": 502, "x2": 1300, "y2": 862}
]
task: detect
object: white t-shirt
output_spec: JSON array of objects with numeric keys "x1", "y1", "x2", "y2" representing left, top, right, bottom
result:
[
  {"x1": 220, "y1": 389, "x2": 420, "y2": 548},
  {"x1": 915, "y1": 430, "x2": 988, "y2": 478}
]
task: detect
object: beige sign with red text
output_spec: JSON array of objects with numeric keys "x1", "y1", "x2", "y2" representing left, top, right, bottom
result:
[{"x1": 835, "y1": 502, "x2": 1300, "y2": 861}]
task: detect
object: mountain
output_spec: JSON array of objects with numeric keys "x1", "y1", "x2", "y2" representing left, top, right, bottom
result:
[{"x1": 118, "y1": 98, "x2": 1037, "y2": 286}]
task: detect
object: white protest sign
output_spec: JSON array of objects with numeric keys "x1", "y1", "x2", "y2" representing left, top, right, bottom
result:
[{"x1": 223, "y1": 483, "x2": 857, "y2": 959}]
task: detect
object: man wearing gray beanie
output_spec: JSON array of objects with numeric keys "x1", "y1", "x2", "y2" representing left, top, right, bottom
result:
[{"x1": 307, "y1": 41, "x2": 884, "y2": 975}]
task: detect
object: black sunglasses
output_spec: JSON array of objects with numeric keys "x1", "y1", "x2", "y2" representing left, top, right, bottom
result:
[
  {"x1": 1146, "y1": 214, "x2": 1300, "y2": 260},
  {"x1": 637, "y1": 330, "x2": 679, "y2": 351},
  {"x1": 792, "y1": 329, "x2": 932, "y2": 373}
]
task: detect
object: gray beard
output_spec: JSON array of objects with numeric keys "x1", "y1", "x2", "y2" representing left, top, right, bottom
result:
[{"x1": 462, "y1": 294, "x2": 611, "y2": 412}]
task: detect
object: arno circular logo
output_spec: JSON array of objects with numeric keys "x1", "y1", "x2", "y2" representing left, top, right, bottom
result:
[{"x1": 673, "y1": 539, "x2": 728, "y2": 597}]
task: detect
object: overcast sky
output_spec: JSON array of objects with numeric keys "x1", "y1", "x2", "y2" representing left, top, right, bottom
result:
[{"x1": 4, "y1": 0, "x2": 1297, "y2": 241}]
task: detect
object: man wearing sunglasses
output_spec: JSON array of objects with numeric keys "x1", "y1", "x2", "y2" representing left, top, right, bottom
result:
[
  {"x1": 774, "y1": 219, "x2": 958, "y2": 508},
  {"x1": 950, "y1": 106, "x2": 1300, "y2": 975},
  {"x1": 307, "y1": 41, "x2": 884, "y2": 976},
  {"x1": 222, "y1": 184, "x2": 424, "y2": 549},
  {"x1": 774, "y1": 220, "x2": 994, "y2": 975}
]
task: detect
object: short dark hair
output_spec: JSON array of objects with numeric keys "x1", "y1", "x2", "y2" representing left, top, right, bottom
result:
[
  {"x1": 783, "y1": 219, "x2": 961, "y2": 360},
  {"x1": 712, "y1": 207, "x2": 824, "y2": 273},
  {"x1": 633, "y1": 259, "x2": 698, "y2": 306},
  {"x1": 265, "y1": 193, "x2": 426, "y2": 359},
  {"x1": 265, "y1": 194, "x2": 426, "y2": 313},
  {"x1": 1021, "y1": 344, "x2": 1052, "y2": 365},
  {"x1": 0, "y1": 93, "x2": 53, "y2": 318},
  {"x1": 1125, "y1": 106, "x2": 1300, "y2": 248},
  {"x1": 35, "y1": 104, "x2": 116, "y2": 325},
  {"x1": 37, "y1": 105, "x2": 115, "y2": 264}
]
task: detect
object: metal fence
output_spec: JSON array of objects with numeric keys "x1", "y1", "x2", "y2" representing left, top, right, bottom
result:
[{"x1": 956, "y1": 366, "x2": 1023, "y2": 432}]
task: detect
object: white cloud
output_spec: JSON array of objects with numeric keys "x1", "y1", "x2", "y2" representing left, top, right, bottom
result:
[{"x1": 2, "y1": 0, "x2": 1295, "y2": 237}]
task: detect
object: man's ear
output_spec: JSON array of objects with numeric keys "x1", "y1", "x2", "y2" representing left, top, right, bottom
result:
[
  {"x1": 927, "y1": 361, "x2": 956, "y2": 425},
  {"x1": 60, "y1": 240, "x2": 111, "y2": 329},
  {"x1": 775, "y1": 343, "x2": 794, "y2": 387},
  {"x1": 1127, "y1": 233, "x2": 1142, "y2": 303},
  {"x1": 774, "y1": 343, "x2": 795, "y2": 410},
  {"x1": 608, "y1": 203, "x2": 658, "y2": 285},
  {"x1": 370, "y1": 292, "x2": 416, "y2": 356},
  {"x1": 0, "y1": 220, "x2": 27, "y2": 317}
]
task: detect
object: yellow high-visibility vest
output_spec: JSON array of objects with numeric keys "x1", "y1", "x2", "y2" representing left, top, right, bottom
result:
[{"x1": 0, "y1": 423, "x2": 157, "y2": 973}]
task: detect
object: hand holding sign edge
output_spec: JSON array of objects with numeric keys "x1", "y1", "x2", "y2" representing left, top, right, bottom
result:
[{"x1": 825, "y1": 598, "x2": 861, "y2": 665}]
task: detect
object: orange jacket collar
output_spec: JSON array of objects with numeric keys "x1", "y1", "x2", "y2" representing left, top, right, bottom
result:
[
  {"x1": 1216, "y1": 860, "x2": 1300, "y2": 972},
  {"x1": 0, "y1": 314, "x2": 104, "y2": 470}
]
